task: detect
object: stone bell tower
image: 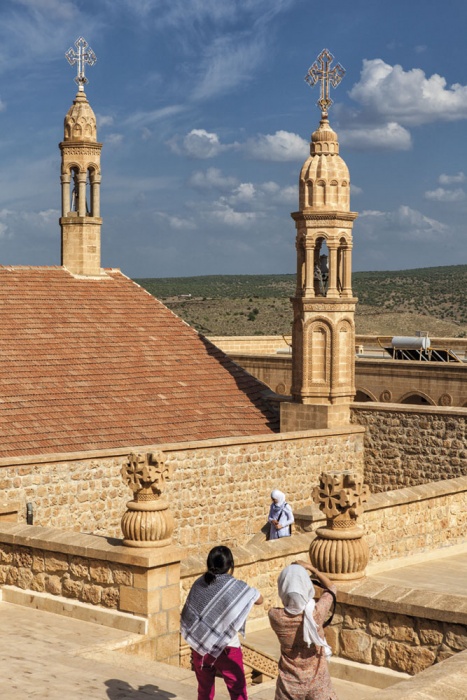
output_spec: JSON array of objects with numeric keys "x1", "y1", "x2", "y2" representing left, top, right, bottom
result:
[
  {"x1": 60, "y1": 37, "x2": 103, "y2": 277},
  {"x1": 281, "y1": 49, "x2": 358, "y2": 431}
]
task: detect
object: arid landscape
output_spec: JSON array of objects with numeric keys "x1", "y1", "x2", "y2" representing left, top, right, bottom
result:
[{"x1": 135, "y1": 264, "x2": 467, "y2": 338}]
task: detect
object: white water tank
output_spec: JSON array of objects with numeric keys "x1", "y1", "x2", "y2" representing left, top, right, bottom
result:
[{"x1": 391, "y1": 336, "x2": 431, "y2": 350}]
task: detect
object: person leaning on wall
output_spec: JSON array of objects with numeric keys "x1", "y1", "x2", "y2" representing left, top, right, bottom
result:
[{"x1": 268, "y1": 489, "x2": 294, "y2": 539}]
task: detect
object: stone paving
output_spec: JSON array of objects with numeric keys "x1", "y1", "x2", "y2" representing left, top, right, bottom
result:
[
  {"x1": 0, "y1": 600, "x2": 374, "y2": 699},
  {"x1": 2, "y1": 549, "x2": 467, "y2": 699}
]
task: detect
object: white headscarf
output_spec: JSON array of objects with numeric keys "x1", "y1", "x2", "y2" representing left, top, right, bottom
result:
[
  {"x1": 277, "y1": 564, "x2": 332, "y2": 658},
  {"x1": 271, "y1": 489, "x2": 286, "y2": 509}
]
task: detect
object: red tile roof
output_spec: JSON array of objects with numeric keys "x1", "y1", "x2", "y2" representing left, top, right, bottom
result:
[{"x1": 0, "y1": 266, "x2": 278, "y2": 457}]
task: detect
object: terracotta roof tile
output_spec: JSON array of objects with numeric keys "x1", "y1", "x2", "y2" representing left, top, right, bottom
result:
[{"x1": 0, "y1": 266, "x2": 278, "y2": 457}]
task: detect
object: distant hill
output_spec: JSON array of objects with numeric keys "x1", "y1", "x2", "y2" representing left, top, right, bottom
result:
[{"x1": 135, "y1": 265, "x2": 467, "y2": 337}]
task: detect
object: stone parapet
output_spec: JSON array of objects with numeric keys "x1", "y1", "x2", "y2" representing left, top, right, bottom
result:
[
  {"x1": 296, "y1": 476, "x2": 467, "y2": 565},
  {"x1": 362, "y1": 648, "x2": 467, "y2": 699},
  {"x1": 327, "y1": 577, "x2": 467, "y2": 675},
  {"x1": 0, "y1": 523, "x2": 185, "y2": 664},
  {"x1": 0, "y1": 429, "x2": 364, "y2": 552}
]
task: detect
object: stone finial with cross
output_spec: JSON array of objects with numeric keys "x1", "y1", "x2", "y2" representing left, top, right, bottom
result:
[
  {"x1": 305, "y1": 48, "x2": 345, "y2": 116},
  {"x1": 65, "y1": 37, "x2": 97, "y2": 91}
]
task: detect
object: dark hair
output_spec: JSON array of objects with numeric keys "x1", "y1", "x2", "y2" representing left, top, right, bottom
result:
[{"x1": 204, "y1": 546, "x2": 234, "y2": 584}]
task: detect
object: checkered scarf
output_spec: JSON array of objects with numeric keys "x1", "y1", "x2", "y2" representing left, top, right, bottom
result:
[{"x1": 181, "y1": 573, "x2": 259, "y2": 659}]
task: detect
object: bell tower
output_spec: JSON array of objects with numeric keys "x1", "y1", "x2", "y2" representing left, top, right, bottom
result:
[
  {"x1": 281, "y1": 49, "x2": 358, "y2": 431},
  {"x1": 60, "y1": 37, "x2": 103, "y2": 277}
]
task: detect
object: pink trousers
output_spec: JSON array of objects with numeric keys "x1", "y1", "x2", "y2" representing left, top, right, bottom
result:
[{"x1": 192, "y1": 647, "x2": 248, "y2": 700}]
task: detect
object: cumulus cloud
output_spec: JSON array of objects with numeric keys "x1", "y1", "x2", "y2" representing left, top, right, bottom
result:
[
  {"x1": 424, "y1": 188, "x2": 466, "y2": 202},
  {"x1": 189, "y1": 168, "x2": 239, "y2": 191},
  {"x1": 349, "y1": 58, "x2": 467, "y2": 126},
  {"x1": 208, "y1": 202, "x2": 259, "y2": 227},
  {"x1": 359, "y1": 205, "x2": 448, "y2": 242},
  {"x1": 169, "y1": 129, "x2": 229, "y2": 159},
  {"x1": 0, "y1": 207, "x2": 60, "y2": 240},
  {"x1": 245, "y1": 130, "x2": 308, "y2": 161},
  {"x1": 340, "y1": 122, "x2": 411, "y2": 151},
  {"x1": 439, "y1": 172, "x2": 466, "y2": 185}
]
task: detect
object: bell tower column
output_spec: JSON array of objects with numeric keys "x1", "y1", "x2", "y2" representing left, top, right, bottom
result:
[
  {"x1": 281, "y1": 49, "x2": 358, "y2": 431},
  {"x1": 59, "y1": 37, "x2": 104, "y2": 277}
]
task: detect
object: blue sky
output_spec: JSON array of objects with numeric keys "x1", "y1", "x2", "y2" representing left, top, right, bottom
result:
[{"x1": 0, "y1": 0, "x2": 466, "y2": 277}]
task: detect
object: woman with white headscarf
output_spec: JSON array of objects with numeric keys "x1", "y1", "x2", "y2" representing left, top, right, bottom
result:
[
  {"x1": 268, "y1": 560, "x2": 337, "y2": 700},
  {"x1": 268, "y1": 489, "x2": 294, "y2": 539}
]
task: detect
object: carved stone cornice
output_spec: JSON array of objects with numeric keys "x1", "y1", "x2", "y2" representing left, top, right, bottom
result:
[
  {"x1": 291, "y1": 211, "x2": 358, "y2": 223},
  {"x1": 59, "y1": 142, "x2": 103, "y2": 155}
]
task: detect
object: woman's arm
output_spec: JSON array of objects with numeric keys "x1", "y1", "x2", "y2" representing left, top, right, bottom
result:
[
  {"x1": 275, "y1": 504, "x2": 294, "y2": 530},
  {"x1": 292, "y1": 560, "x2": 335, "y2": 591}
]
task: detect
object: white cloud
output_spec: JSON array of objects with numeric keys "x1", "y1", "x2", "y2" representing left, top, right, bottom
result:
[
  {"x1": 340, "y1": 122, "x2": 412, "y2": 151},
  {"x1": 192, "y1": 34, "x2": 267, "y2": 101},
  {"x1": 439, "y1": 172, "x2": 466, "y2": 185},
  {"x1": 189, "y1": 168, "x2": 239, "y2": 191},
  {"x1": 170, "y1": 129, "x2": 227, "y2": 159},
  {"x1": 96, "y1": 114, "x2": 114, "y2": 128},
  {"x1": 15, "y1": 0, "x2": 78, "y2": 21},
  {"x1": 349, "y1": 58, "x2": 467, "y2": 126},
  {"x1": 105, "y1": 133, "x2": 123, "y2": 146},
  {"x1": 156, "y1": 212, "x2": 197, "y2": 231},
  {"x1": 229, "y1": 183, "x2": 256, "y2": 203},
  {"x1": 350, "y1": 184, "x2": 363, "y2": 196},
  {"x1": 359, "y1": 205, "x2": 448, "y2": 242},
  {"x1": 208, "y1": 202, "x2": 259, "y2": 227},
  {"x1": 245, "y1": 130, "x2": 308, "y2": 161},
  {"x1": 414, "y1": 45, "x2": 427, "y2": 54},
  {"x1": 125, "y1": 105, "x2": 186, "y2": 129},
  {"x1": 424, "y1": 187, "x2": 465, "y2": 202}
]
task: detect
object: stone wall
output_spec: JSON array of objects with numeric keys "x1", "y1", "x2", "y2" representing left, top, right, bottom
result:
[
  {"x1": 296, "y1": 476, "x2": 467, "y2": 566},
  {"x1": 0, "y1": 541, "x2": 129, "y2": 609},
  {"x1": 0, "y1": 523, "x2": 184, "y2": 664},
  {"x1": 209, "y1": 335, "x2": 292, "y2": 355},
  {"x1": 327, "y1": 603, "x2": 467, "y2": 675},
  {"x1": 351, "y1": 404, "x2": 467, "y2": 491},
  {"x1": 0, "y1": 428, "x2": 364, "y2": 552}
]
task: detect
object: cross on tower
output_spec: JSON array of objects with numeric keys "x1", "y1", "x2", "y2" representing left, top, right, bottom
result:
[
  {"x1": 65, "y1": 37, "x2": 97, "y2": 90},
  {"x1": 305, "y1": 48, "x2": 345, "y2": 115}
]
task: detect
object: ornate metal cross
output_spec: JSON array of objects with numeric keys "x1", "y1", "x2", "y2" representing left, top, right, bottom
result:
[
  {"x1": 65, "y1": 37, "x2": 97, "y2": 90},
  {"x1": 305, "y1": 48, "x2": 345, "y2": 115}
]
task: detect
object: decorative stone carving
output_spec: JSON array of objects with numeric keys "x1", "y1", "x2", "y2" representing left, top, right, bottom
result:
[
  {"x1": 380, "y1": 390, "x2": 392, "y2": 402},
  {"x1": 438, "y1": 393, "x2": 453, "y2": 407},
  {"x1": 310, "y1": 471, "x2": 370, "y2": 580},
  {"x1": 121, "y1": 452, "x2": 174, "y2": 548}
]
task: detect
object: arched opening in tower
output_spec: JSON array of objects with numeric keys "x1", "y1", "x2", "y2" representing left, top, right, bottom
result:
[{"x1": 314, "y1": 237, "x2": 329, "y2": 297}]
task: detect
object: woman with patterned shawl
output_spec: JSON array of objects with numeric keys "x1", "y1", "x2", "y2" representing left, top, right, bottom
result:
[
  {"x1": 181, "y1": 545, "x2": 263, "y2": 700},
  {"x1": 268, "y1": 560, "x2": 338, "y2": 700}
]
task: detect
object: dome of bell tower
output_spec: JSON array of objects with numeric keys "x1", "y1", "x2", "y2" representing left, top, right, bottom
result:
[
  {"x1": 299, "y1": 114, "x2": 350, "y2": 211},
  {"x1": 63, "y1": 89, "x2": 97, "y2": 143}
]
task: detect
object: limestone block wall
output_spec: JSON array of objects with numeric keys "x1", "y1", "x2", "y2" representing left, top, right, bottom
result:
[
  {"x1": 208, "y1": 336, "x2": 292, "y2": 355},
  {"x1": 351, "y1": 404, "x2": 467, "y2": 491},
  {"x1": 327, "y1": 603, "x2": 467, "y2": 675},
  {"x1": 0, "y1": 541, "x2": 129, "y2": 608},
  {"x1": 0, "y1": 428, "x2": 364, "y2": 552},
  {"x1": 296, "y1": 477, "x2": 467, "y2": 565},
  {"x1": 0, "y1": 523, "x2": 184, "y2": 664}
]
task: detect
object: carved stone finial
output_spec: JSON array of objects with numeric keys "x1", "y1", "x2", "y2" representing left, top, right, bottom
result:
[
  {"x1": 312, "y1": 471, "x2": 369, "y2": 528},
  {"x1": 310, "y1": 471, "x2": 370, "y2": 580},
  {"x1": 121, "y1": 452, "x2": 171, "y2": 500},
  {"x1": 121, "y1": 452, "x2": 174, "y2": 548}
]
